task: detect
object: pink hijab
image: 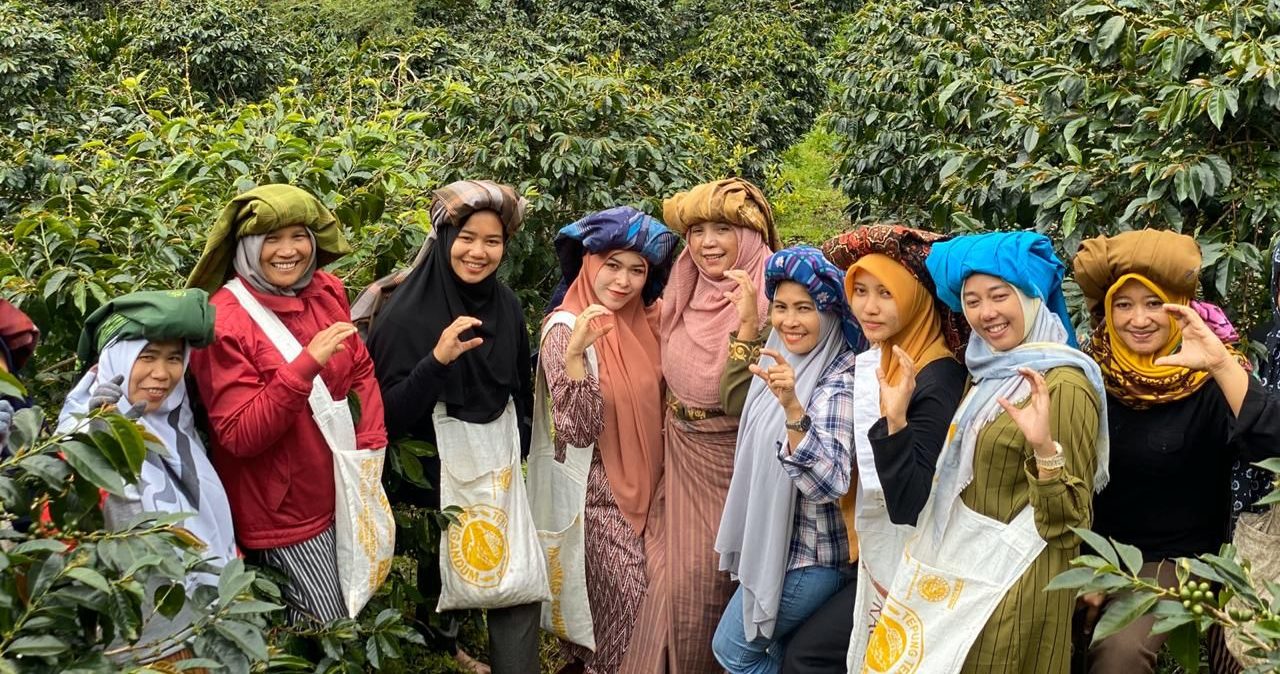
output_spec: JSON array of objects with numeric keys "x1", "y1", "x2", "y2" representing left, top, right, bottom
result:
[{"x1": 660, "y1": 227, "x2": 771, "y2": 408}]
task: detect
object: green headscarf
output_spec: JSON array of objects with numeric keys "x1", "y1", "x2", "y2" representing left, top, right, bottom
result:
[
  {"x1": 186, "y1": 184, "x2": 352, "y2": 293},
  {"x1": 77, "y1": 289, "x2": 215, "y2": 365}
]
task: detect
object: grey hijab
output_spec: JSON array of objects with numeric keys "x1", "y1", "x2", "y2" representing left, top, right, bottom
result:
[
  {"x1": 232, "y1": 229, "x2": 318, "y2": 295},
  {"x1": 715, "y1": 311, "x2": 850, "y2": 640}
]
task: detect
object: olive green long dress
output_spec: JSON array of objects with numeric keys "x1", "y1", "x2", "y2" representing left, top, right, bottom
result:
[{"x1": 960, "y1": 366, "x2": 1101, "y2": 674}]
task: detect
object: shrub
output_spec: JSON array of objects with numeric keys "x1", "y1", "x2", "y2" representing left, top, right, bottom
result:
[
  {"x1": 0, "y1": 1, "x2": 77, "y2": 120},
  {"x1": 825, "y1": 0, "x2": 1280, "y2": 330}
]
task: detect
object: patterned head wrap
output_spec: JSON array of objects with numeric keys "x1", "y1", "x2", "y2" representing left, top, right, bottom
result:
[
  {"x1": 547, "y1": 206, "x2": 680, "y2": 311},
  {"x1": 925, "y1": 231, "x2": 1078, "y2": 347},
  {"x1": 764, "y1": 246, "x2": 866, "y2": 352},
  {"x1": 822, "y1": 223, "x2": 969, "y2": 355},
  {"x1": 662, "y1": 178, "x2": 781, "y2": 251},
  {"x1": 430, "y1": 179, "x2": 527, "y2": 239}
]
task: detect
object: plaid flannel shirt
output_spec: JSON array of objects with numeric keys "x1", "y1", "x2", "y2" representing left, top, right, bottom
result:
[{"x1": 778, "y1": 348, "x2": 856, "y2": 569}]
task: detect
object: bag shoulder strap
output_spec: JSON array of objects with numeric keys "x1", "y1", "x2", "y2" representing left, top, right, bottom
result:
[
  {"x1": 531, "y1": 311, "x2": 595, "y2": 468},
  {"x1": 225, "y1": 279, "x2": 334, "y2": 411}
]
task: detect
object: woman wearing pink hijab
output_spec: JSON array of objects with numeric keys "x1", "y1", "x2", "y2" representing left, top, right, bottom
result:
[{"x1": 623, "y1": 178, "x2": 780, "y2": 674}]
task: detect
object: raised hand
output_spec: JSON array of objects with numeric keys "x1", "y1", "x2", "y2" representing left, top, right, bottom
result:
[
  {"x1": 1154, "y1": 303, "x2": 1232, "y2": 373},
  {"x1": 749, "y1": 347, "x2": 800, "y2": 413},
  {"x1": 306, "y1": 322, "x2": 359, "y2": 367},
  {"x1": 567, "y1": 304, "x2": 615, "y2": 357},
  {"x1": 996, "y1": 367, "x2": 1055, "y2": 458},
  {"x1": 877, "y1": 345, "x2": 917, "y2": 434},
  {"x1": 723, "y1": 269, "x2": 761, "y2": 341},
  {"x1": 432, "y1": 316, "x2": 484, "y2": 366},
  {"x1": 88, "y1": 374, "x2": 126, "y2": 410}
]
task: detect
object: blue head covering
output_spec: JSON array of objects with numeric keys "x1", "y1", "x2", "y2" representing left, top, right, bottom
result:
[
  {"x1": 547, "y1": 206, "x2": 680, "y2": 312},
  {"x1": 924, "y1": 231, "x2": 1078, "y2": 347},
  {"x1": 764, "y1": 246, "x2": 866, "y2": 351}
]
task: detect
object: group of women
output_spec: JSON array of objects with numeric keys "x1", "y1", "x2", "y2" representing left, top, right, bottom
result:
[{"x1": 21, "y1": 174, "x2": 1279, "y2": 673}]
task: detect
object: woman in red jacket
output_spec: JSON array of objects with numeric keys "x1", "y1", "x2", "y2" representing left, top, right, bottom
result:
[{"x1": 186, "y1": 184, "x2": 388, "y2": 624}]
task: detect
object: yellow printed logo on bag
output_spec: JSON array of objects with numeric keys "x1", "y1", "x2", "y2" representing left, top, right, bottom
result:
[
  {"x1": 914, "y1": 574, "x2": 963, "y2": 609},
  {"x1": 863, "y1": 598, "x2": 922, "y2": 674},
  {"x1": 546, "y1": 545, "x2": 567, "y2": 635},
  {"x1": 448, "y1": 505, "x2": 509, "y2": 587}
]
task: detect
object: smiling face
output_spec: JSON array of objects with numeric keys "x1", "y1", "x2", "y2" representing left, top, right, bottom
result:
[
  {"x1": 449, "y1": 210, "x2": 505, "y2": 284},
  {"x1": 687, "y1": 222, "x2": 739, "y2": 279},
  {"x1": 128, "y1": 339, "x2": 185, "y2": 413},
  {"x1": 848, "y1": 269, "x2": 903, "y2": 344},
  {"x1": 592, "y1": 251, "x2": 648, "y2": 311},
  {"x1": 770, "y1": 281, "x2": 821, "y2": 355},
  {"x1": 961, "y1": 273, "x2": 1026, "y2": 351},
  {"x1": 259, "y1": 225, "x2": 314, "y2": 288},
  {"x1": 1110, "y1": 278, "x2": 1172, "y2": 356}
]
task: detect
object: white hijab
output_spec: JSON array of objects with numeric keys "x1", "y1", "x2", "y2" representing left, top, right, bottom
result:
[{"x1": 58, "y1": 337, "x2": 238, "y2": 584}]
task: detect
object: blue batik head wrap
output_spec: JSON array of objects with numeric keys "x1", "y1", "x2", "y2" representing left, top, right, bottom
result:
[
  {"x1": 547, "y1": 206, "x2": 680, "y2": 312},
  {"x1": 764, "y1": 245, "x2": 867, "y2": 352},
  {"x1": 925, "y1": 231, "x2": 1079, "y2": 347}
]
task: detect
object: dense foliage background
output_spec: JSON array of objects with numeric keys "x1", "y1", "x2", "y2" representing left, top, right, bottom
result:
[{"x1": 2, "y1": 0, "x2": 1279, "y2": 671}]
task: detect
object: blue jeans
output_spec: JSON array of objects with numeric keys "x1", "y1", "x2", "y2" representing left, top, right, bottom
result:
[{"x1": 712, "y1": 565, "x2": 847, "y2": 674}]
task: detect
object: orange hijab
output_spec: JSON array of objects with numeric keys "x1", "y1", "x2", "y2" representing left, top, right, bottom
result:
[
  {"x1": 845, "y1": 253, "x2": 954, "y2": 384},
  {"x1": 557, "y1": 252, "x2": 664, "y2": 534}
]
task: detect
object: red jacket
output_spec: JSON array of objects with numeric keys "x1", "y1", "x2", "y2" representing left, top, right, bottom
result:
[{"x1": 189, "y1": 271, "x2": 387, "y2": 550}]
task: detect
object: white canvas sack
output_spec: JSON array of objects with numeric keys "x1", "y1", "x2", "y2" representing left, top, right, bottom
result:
[
  {"x1": 226, "y1": 279, "x2": 395, "y2": 619},
  {"x1": 433, "y1": 399, "x2": 551, "y2": 610},
  {"x1": 853, "y1": 502, "x2": 1044, "y2": 674},
  {"x1": 525, "y1": 311, "x2": 597, "y2": 650},
  {"x1": 845, "y1": 348, "x2": 918, "y2": 670}
]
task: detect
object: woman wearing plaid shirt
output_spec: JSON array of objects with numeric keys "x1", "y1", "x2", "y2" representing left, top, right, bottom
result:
[{"x1": 711, "y1": 246, "x2": 867, "y2": 673}]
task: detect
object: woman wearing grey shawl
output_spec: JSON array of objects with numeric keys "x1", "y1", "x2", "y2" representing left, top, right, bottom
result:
[{"x1": 712, "y1": 247, "x2": 866, "y2": 673}]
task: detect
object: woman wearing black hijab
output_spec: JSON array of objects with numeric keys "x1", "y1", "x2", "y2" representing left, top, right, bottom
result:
[{"x1": 367, "y1": 180, "x2": 536, "y2": 674}]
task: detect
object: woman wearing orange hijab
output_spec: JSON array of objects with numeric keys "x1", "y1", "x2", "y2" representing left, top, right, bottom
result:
[
  {"x1": 1072, "y1": 230, "x2": 1280, "y2": 673},
  {"x1": 539, "y1": 208, "x2": 679, "y2": 673},
  {"x1": 781, "y1": 224, "x2": 968, "y2": 674}
]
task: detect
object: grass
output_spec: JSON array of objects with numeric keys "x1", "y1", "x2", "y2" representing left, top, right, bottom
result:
[{"x1": 768, "y1": 126, "x2": 850, "y2": 247}]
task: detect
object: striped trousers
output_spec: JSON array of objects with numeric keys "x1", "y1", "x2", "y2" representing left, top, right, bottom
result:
[{"x1": 255, "y1": 525, "x2": 346, "y2": 624}]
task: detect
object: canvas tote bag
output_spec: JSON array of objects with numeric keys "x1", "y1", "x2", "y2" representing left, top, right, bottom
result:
[
  {"x1": 433, "y1": 397, "x2": 551, "y2": 610},
  {"x1": 524, "y1": 310, "x2": 597, "y2": 650},
  {"x1": 226, "y1": 279, "x2": 395, "y2": 619}
]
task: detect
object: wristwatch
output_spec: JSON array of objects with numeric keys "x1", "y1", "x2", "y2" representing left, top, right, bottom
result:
[{"x1": 785, "y1": 414, "x2": 812, "y2": 433}]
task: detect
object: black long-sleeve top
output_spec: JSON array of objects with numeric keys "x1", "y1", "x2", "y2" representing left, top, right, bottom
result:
[
  {"x1": 867, "y1": 357, "x2": 968, "y2": 526},
  {"x1": 1093, "y1": 377, "x2": 1280, "y2": 562},
  {"x1": 377, "y1": 323, "x2": 533, "y2": 447},
  {"x1": 371, "y1": 294, "x2": 534, "y2": 506}
]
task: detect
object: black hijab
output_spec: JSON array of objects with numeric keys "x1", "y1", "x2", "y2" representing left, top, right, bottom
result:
[{"x1": 368, "y1": 218, "x2": 524, "y2": 424}]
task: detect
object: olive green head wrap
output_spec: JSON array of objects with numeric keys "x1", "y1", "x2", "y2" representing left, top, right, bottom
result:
[
  {"x1": 186, "y1": 184, "x2": 352, "y2": 293},
  {"x1": 77, "y1": 288, "x2": 215, "y2": 365}
]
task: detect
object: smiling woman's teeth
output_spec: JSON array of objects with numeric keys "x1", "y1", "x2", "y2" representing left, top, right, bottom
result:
[{"x1": 271, "y1": 261, "x2": 299, "y2": 270}]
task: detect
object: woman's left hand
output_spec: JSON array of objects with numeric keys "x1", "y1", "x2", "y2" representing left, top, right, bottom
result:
[
  {"x1": 749, "y1": 348, "x2": 800, "y2": 412},
  {"x1": 1155, "y1": 303, "x2": 1232, "y2": 373},
  {"x1": 997, "y1": 367, "x2": 1056, "y2": 458}
]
